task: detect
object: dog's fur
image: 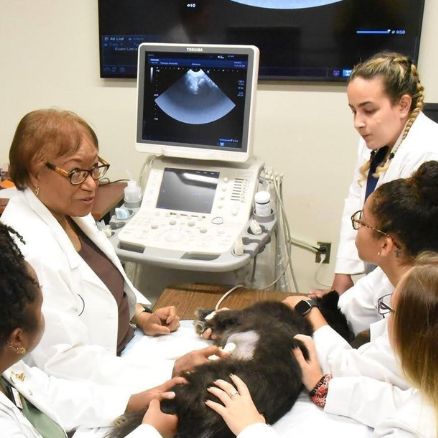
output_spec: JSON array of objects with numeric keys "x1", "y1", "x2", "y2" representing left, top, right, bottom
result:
[{"x1": 108, "y1": 292, "x2": 352, "y2": 438}]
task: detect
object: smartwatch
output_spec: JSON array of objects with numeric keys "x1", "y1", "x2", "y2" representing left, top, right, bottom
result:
[
  {"x1": 294, "y1": 299, "x2": 318, "y2": 316},
  {"x1": 140, "y1": 304, "x2": 153, "y2": 313}
]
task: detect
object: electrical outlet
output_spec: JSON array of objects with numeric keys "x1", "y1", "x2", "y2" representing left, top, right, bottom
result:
[{"x1": 315, "y1": 241, "x2": 331, "y2": 264}]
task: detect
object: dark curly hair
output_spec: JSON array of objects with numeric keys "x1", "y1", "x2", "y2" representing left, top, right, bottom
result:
[
  {"x1": 371, "y1": 161, "x2": 438, "y2": 259},
  {"x1": 0, "y1": 222, "x2": 39, "y2": 344}
]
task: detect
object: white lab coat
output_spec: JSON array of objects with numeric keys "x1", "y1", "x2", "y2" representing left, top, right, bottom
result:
[
  {"x1": 2, "y1": 189, "x2": 174, "y2": 393},
  {"x1": 0, "y1": 361, "x2": 130, "y2": 438},
  {"x1": 338, "y1": 266, "x2": 393, "y2": 335},
  {"x1": 232, "y1": 320, "x2": 436, "y2": 438},
  {"x1": 335, "y1": 112, "x2": 438, "y2": 275},
  {"x1": 312, "y1": 321, "x2": 436, "y2": 437},
  {"x1": 124, "y1": 424, "x2": 163, "y2": 438},
  {"x1": 237, "y1": 409, "x2": 435, "y2": 438}
]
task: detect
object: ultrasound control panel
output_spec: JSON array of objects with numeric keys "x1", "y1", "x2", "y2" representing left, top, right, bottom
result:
[{"x1": 115, "y1": 157, "x2": 264, "y2": 270}]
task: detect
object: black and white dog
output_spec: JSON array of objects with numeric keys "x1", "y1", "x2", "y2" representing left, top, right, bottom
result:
[{"x1": 108, "y1": 292, "x2": 352, "y2": 438}]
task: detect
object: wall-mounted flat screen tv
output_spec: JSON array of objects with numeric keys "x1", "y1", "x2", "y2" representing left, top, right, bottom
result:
[{"x1": 98, "y1": 0, "x2": 425, "y2": 81}]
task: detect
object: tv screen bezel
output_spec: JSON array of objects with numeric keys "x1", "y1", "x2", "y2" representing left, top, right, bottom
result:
[
  {"x1": 135, "y1": 43, "x2": 259, "y2": 163},
  {"x1": 98, "y1": 0, "x2": 425, "y2": 82}
]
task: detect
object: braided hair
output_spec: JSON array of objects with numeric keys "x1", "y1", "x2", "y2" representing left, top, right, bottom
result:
[
  {"x1": 349, "y1": 51, "x2": 425, "y2": 181},
  {"x1": 0, "y1": 222, "x2": 39, "y2": 345}
]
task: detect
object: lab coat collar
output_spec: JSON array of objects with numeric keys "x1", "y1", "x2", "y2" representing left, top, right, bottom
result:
[
  {"x1": 23, "y1": 189, "x2": 82, "y2": 271},
  {"x1": 2, "y1": 361, "x2": 66, "y2": 433},
  {"x1": 23, "y1": 189, "x2": 122, "y2": 272}
]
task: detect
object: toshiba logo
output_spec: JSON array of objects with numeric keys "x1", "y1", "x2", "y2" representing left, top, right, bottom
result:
[{"x1": 186, "y1": 47, "x2": 203, "y2": 52}]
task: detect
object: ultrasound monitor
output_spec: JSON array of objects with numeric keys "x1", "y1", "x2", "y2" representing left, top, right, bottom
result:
[{"x1": 136, "y1": 43, "x2": 259, "y2": 162}]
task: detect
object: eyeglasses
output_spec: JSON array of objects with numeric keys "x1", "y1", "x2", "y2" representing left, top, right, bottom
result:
[
  {"x1": 45, "y1": 156, "x2": 110, "y2": 185},
  {"x1": 377, "y1": 293, "x2": 395, "y2": 317},
  {"x1": 350, "y1": 210, "x2": 389, "y2": 237}
]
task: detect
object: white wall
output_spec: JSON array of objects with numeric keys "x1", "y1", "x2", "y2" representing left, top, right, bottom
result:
[{"x1": 1, "y1": 1, "x2": 437, "y2": 292}]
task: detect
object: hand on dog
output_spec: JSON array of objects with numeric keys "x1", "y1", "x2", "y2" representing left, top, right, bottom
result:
[
  {"x1": 172, "y1": 345, "x2": 230, "y2": 376},
  {"x1": 205, "y1": 374, "x2": 265, "y2": 436},
  {"x1": 307, "y1": 289, "x2": 328, "y2": 299},
  {"x1": 282, "y1": 295, "x2": 308, "y2": 309},
  {"x1": 292, "y1": 334, "x2": 324, "y2": 391},
  {"x1": 137, "y1": 305, "x2": 180, "y2": 336},
  {"x1": 126, "y1": 376, "x2": 186, "y2": 413},
  {"x1": 142, "y1": 399, "x2": 178, "y2": 438}
]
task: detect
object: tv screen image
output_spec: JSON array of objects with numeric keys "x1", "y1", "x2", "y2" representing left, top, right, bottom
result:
[
  {"x1": 230, "y1": 0, "x2": 341, "y2": 8},
  {"x1": 152, "y1": 64, "x2": 237, "y2": 126},
  {"x1": 98, "y1": 0, "x2": 425, "y2": 81}
]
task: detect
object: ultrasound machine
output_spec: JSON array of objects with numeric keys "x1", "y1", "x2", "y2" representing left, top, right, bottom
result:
[{"x1": 111, "y1": 43, "x2": 278, "y2": 298}]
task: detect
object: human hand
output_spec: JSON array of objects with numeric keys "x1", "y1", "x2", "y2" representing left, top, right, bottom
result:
[
  {"x1": 126, "y1": 376, "x2": 186, "y2": 413},
  {"x1": 137, "y1": 306, "x2": 180, "y2": 336},
  {"x1": 154, "y1": 306, "x2": 180, "y2": 332},
  {"x1": 282, "y1": 295, "x2": 308, "y2": 310},
  {"x1": 292, "y1": 334, "x2": 324, "y2": 391},
  {"x1": 205, "y1": 374, "x2": 265, "y2": 436},
  {"x1": 307, "y1": 288, "x2": 329, "y2": 299},
  {"x1": 172, "y1": 345, "x2": 229, "y2": 377},
  {"x1": 331, "y1": 273, "x2": 354, "y2": 294},
  {"x1": 142, "y1": 399, "x2": 178, "y2": 438}
]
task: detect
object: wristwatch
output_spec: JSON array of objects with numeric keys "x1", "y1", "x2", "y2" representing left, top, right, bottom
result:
[
  {"x1": 140, "y1": 304, "x2": 153, "y2": 313},
  {"x1": 294, "y1": 299, "x2": 318, "y2": 316}
]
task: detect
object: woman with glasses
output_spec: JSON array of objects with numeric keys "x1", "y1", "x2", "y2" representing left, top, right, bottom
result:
[
  {"x1": 206, "y1": 253, "x2": 437, "y2": 437},
  {"x1": 339, "y1": 159, "x2": 438, "y2": 335},
  {"x1": 279, "y1": 160, "x2": 438, "y2": 435},
  {"x1": 1, "y1": 109, "x2": 215, "y2": 395},
  {"x1": 325, "y1": 52, "x2": 438, "y2": 300}
]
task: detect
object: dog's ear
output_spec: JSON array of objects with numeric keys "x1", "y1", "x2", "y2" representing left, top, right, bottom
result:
[
  {"x1": 316, "y1": 292, "x2": 354, "y2": 342},
  {"x1": 291, "y1": 337, "x2": 310, "y2": 361},
  {"x1": 317, "y1": 290, "x2": 340, "y2": 309},
  {"x1": 105, "y1": 412, "x2": 144, "y2": 438}
]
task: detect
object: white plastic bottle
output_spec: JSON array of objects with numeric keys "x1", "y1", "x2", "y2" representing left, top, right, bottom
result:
[
  {"x1": 124, "y1": 180, "x2": 142, "y2": 208},
  {"x1": 254, "y1": 191, "x2": 271, "y2": 217}
]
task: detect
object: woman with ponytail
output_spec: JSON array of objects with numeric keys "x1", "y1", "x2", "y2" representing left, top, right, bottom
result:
[{"x1": 327, "y1": 51, "x2": 438, "y2": 333}]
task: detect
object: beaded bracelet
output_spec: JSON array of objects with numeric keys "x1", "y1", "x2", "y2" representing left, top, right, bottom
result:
[{"x1": 309, "y1": 374, "x2": 332, "y2": 408}]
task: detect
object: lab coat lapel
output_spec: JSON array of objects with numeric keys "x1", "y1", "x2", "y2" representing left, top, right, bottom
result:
[
  {"x1": 3, "y1": 363, "x2": 67, "y2": 436},
  {"x1": 24, "y1": 189, "x2": 81, "y2": 271},
  {"x1": 70, "y1": 216, "x2": 142, "y2": 302}
]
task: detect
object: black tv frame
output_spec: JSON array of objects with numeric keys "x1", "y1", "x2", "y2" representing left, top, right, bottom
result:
[
  {"x1": 423, "y1": 103, "x2": 438, "y2": 124},
  {"x1": 98, "y1": 0, "x2": 425, "y2": 82}
]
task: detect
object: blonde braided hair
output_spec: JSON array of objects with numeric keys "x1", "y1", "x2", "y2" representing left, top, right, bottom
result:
[{"x1": 349, "y1": 52, "x2": 425, "y2": 181}]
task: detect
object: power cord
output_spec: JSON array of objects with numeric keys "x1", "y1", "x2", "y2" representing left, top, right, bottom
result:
[
  {"x1": 138, "y1": 154, "x2": 157, "y2": 191},
  {"x1": 313, "y1": 252, "x2": 331, "y2": 288},
  {"x1": 215, "y1": 284, "x2": 245, "y2": 310}
]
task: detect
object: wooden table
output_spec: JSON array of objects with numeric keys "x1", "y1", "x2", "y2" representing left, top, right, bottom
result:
[{"x1": 154, "y1": 283, "x2": 292, "y2": 319}]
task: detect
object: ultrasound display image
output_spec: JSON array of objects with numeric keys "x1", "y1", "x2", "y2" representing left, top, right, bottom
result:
[
  {"x1": 230, "y1": 0, "x2": 341, "y2": 9},
  {"x1": 155, "y1": 69, "x2": 236, "y2": 125}
]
